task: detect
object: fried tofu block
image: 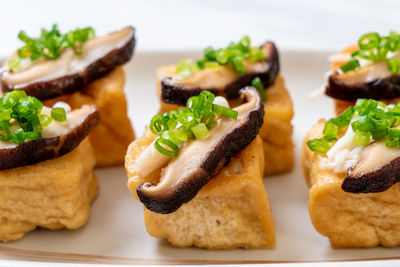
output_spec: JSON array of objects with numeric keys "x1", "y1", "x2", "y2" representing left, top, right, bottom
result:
[
  {"x1": 126, "y1": 131, "x2": 275, "y2": 249},
  {"x1": 0, "y1": 139, "x2": 98, "y2": 242},
  {"x1": 156, "y1": 66, "x2": 294, "y2": 175},
  {"x1": 45, "y1": 67, "x2": 135, "y2": 167},
  {"x1": 302, "y1": 120, "x2": 400, "y2": 248}
]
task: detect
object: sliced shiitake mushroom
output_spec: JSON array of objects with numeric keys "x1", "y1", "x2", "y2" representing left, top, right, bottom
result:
[
  {"x1": 0, "y1": 105, "x2": 99, "y2": 170},
  {"x1": 0, "y1": 27, "x2": 135, "y2": 101},
  {"x1": 161, "y1": 42, "x2": 279, "y2": 106},
  {"x1": 137, "y1": 87, "x2": 264, "y2": 214},
  {"x1": 342, "y1": 141, "x2": 400, "y2": 193},
  {"x1": 326, "y1": 60, "x2": 400, "y2": 101}
]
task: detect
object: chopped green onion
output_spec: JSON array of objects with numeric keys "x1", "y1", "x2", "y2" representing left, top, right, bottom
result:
[
  {"x1": 329, "y1": 106, "x2": 355, "y2": 128},
  {"x1": 341, "y1": 31, "x2": 400, "y2": 73},
  {"x1": 340, "y1": 59, "x2": 360, "y2": 73},
  {"x1": 307, "y1": 138, "x2": 331, "y2": 154},
  {"x1": 212, "y1": 104, "x2": 238, "y2": 119},
  {"x1": 39, "y1": 114, "x2": 53, "y2": 127},
  {"x1": 386, "y1": 128, "x2": 400, "y2": 147},
  {"x1": 191, "y1": 123, "x2": 210, "y2": 139},
  {"x1": 10, "y1": 129, "x2": 26, "y2": 145},
  {"x1": 308, "y1": 98, "x2": 400, "y2": 153},
  {"x1": 387, "y1": 58, "x2": 400, "y2": 74},
  {"x1": 0, "y1": 90, "x2": 64, "y2": 145},
  {"x1": 176, "y1": 36, "x2": 265, "y2": 79},
  {"x1": 8, "y1": 24, "x2": 95, "y2": 71},
  {"x1": 150, "y1": 114, "x2": 168, "y2": 135},
  {"x1": 51, "y1": 107, "x2": 66, "y2": 122},
  {"x1": 322, "y1": 121, "x2": 338, "y2": 141},
  {"x1": 154, "y1": 138, "x2": 179, "y2": 157},
  {"x1": 149, "y1": 91, "x2": 239, "y2": 156},
  {"x1": 353, "y1": 131, "x2": 371, "y2": 146},
  {"x1": 231, "y1": 56, "x2": 245, "y2": 73},
  {"x1": 251, "y1": 77, "x2": 267, "y2": 101}
]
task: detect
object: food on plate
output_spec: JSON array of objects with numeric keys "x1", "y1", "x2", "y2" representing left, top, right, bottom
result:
[
  {"x1": 156, "y1": 36, "x2": 294, "y2": 175},
  {"x1": 0, "y1": 25, "x2": 136, "y2": 166},
  {"x1": 0, "y1": 90, "x2": 99, "y2": 242},
  {"x1": 325, "y1": 31, "x2": 400, "y2": 115},
  {"x1": 303, "y1": 99, "x2": 400, "y2": 248},
  {"x1": 125, "y1": 88, "x2": 275, "y2": 249}
]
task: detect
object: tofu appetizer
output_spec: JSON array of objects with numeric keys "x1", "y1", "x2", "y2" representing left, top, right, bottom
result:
[
  {"x1": 156, "y1": 36, "x2": 294, "y2": 175},
  {"x1": 0, "y1": 25, "x2": 136, "y2": 167},
  {"x1": 303, "y1": 99, "x2": 400, "y2": 248},
  {"x1": 125, "y1": 88, "x2": 275, "y2": 249},
  {"x1": 0, "y1": 90, "x2": 99, "y2": 242},
  {"x1": 325, "y1": 31, "x2": 400, "y2": 115}
]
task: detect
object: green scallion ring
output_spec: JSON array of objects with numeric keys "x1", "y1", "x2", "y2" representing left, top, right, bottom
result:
[
  {"x1": 154, "y1": 137, "x2": 179, "y2": 157},
  {"x1": 150, "y1": 114, "x2": 168, "y2": 135}
]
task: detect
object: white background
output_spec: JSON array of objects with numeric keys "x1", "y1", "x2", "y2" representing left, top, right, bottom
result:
[{"x1": 0, "y1": 0, "x2": 399, "y2": 54}]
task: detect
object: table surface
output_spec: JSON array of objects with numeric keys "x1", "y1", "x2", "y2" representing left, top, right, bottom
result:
[{"x1": 0, "y1": 0, "x2": 399, "y2": 55}]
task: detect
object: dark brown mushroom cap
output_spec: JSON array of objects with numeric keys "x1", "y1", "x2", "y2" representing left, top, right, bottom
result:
[
  {"x1": 137, "y1": 87, "x2": 264, "y2": 214},
  {"x1": 326, "y1": 68, "x2": 400, "y2": 101},
  {"x1": 0, "y1": 105, "x2": 99, "y2": 170},
  {"x1": 342, "y1": 141, "x2": 400, "y2": 193},
  {"x1": 161, "y1": 41, "x2": 279, "y2": 106},
  {"x1": 0, "y1": 27, "x2": 135, "y2": 101}
]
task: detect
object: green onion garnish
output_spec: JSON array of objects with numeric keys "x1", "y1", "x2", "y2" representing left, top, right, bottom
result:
[
  {"x1": 150, "y1": 91, "x2": 238, "y2": 156},
  {"x1": 175, "y1": 36, "x2": 265, "y2": 78},
  {"x1": 154, "y1": 138, "x2": 179, "y2": 157},
  {"x1": 306, "y1": 138, "x2": 331, "y2": 154},
  {"x1": 0, "y1": 90, "x2": 67, "y2": 144},
  {"x1": 51, "y1": 107, "x2": 67, "y2": 122},
  {"x1": 307, "y1": 98, "x2": 400, "y2": 153},
  {"x1": 341, "y1": 31, "x2": 400, "y2": 74},
  {"x1": 251, "y1": 77, "x2": 268, "y2": 102},
  {"x1": 212, "y1": 104, "x2": 238, "y2": 120},
  {"x1": 387, "y1": 58, "x2": 400, "y2": 74},
  {"x1": 191, "y1": 123, "x2": 210, "y2": 139},
  {"x1": 8, "y1": 24, "x2": 95, "y2": 71},
  {"x1": 340, "y1": 59, "x2": 360, "y2": 73}
]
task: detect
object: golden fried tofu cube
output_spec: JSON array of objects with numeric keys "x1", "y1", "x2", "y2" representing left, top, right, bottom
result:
[
  {"x1": 45, "y1": 67, "x2": 135, "y2": 167},
  {"x1": 126, "y1": 131, "x2": 275, "y2": 249},
  {"x1": 0, "y1": 139, "x2": 98, "y2": 242},
  {"x1": 302, "y1": 120, "x2": 400, "y2": 248},
  {"x1": 156, "y1": 66, "x2": 294, "y2": 176}
]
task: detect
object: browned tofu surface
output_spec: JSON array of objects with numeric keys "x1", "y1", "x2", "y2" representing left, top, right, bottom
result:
[
  {"x1": 303, "y1": 120, "x2": 400, "y2": 248},
  {"x1": 0, "y1": 139, "x2": 98, "y2": 242},
  {"x1": 125, "y1": 131, "x2": 275, "y2": 249},
  {"x1": 45, "y1": 67, "x2": 135, "y2": 167}
]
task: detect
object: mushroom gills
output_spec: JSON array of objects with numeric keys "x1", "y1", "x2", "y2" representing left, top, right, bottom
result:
[
  {"x1": 342, "y1": 141, "x2": 400, "y2": 193},
  {"x1": 0, "y1": 27, "x2": 135, "y2": 101},
  {"x1": 161, "y1": 42, "x2": 279, "y2": 106},
  {"x1": 326, "y1": 54, "x2": 400, "y2": 101},
  {"x1": 137, "y1": 87, "x2": 264, "y2": 214},
  {"x1": 0, "y1": 104, "x2": 99, "y2": 170}
]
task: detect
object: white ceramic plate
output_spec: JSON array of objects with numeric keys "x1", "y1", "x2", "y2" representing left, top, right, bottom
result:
[{"x1": 0, "y1": 50, "x2": 399, "y2": 266}]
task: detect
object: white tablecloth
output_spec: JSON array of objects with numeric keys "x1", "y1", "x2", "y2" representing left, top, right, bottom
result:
[{"x1": 0, "y1": 0, "x2": 399, "y2": 55}]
